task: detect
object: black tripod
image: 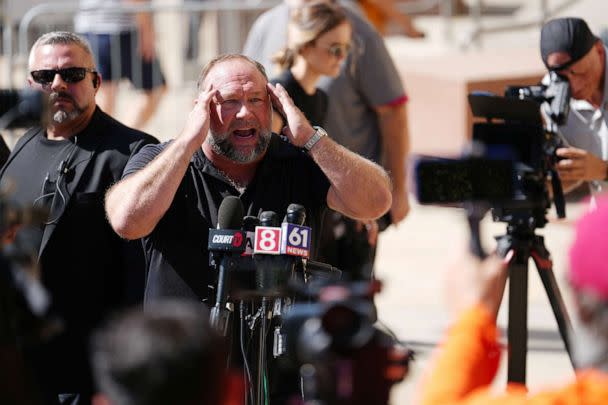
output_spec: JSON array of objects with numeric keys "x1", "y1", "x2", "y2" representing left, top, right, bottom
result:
[{"x1": 495, "y1": 221, "x2": 575, "y2": 384}]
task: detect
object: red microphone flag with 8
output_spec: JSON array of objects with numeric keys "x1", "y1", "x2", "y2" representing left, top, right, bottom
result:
[{"x1": 254, "y1": 226, "x2": 282, "y2": 255}]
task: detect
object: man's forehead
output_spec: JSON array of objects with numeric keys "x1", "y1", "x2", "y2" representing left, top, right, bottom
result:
[
  {"x1": 204, "y1": 60, "x2": 267, "y2": 92},
  {"x1": 32, "y1": 43, "x2": 92, "y2": 67},
  {"x1": 215, "y1": 81, "x2": 266, "y2": 97}
]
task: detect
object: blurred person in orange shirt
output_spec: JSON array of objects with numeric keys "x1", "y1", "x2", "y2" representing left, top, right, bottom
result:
[
  {"x1": 419, "y1": 199, "x2": 608, "y2": 405},
  {"x1": 357, "y1": 0, "x2": 424, "y2": 38}
]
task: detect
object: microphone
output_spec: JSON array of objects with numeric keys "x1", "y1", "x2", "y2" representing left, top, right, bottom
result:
[
  {"x1": 303, "y1": 259, "x2": 342, "y2": 281},
  {"x1": 209, "y1": 196, "x2": 245, "y2": 335},
  {"x1": 283, "y1": 203, "x2": 306, "y2": 225},
  {"x1": 281, "y1": 204, "x2": 342, "y2": 283},
  {"x1": 254, "y1": 211, "x2": 282, "y2": 255},
  {"x1": 253, "y1": 211, "x2": 287, "y2": 294},
  {"x1": 208, "y1": 196, "x2": 246, "y2": 253},
  {"x1": 280, "y1": 203, "x2": 311, "y2": 259},
  {"x1": 233, "y1": 215, "x2": 258, "y2": 288},
  {"x1": 242, "y1": 215, "x2": 260, "y2": 257}
]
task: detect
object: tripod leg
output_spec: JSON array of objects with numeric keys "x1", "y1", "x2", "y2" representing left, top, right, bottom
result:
[
  {"x1": 497, "y1": 234, "x2": 529, "y2": 385},
  {"x1": 507, "y1": 251, "x2": 529, "y2": 384},
  {"x1": 531, "y1": 237, "x2": 575, "y2": 368}
]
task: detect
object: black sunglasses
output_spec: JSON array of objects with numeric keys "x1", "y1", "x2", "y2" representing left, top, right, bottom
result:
[{"x1": 30, "y1": 67, "x2": 97, "y2": 85}]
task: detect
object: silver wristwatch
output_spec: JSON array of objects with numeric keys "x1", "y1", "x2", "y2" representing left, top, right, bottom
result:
[{"x1": 303, "y1": 126, "x2": 328, "y2": 152}]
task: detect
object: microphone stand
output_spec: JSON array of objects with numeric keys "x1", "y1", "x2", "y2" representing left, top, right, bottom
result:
[
  {"x1": 210, "y1": 254, "x2": 239, "y2": 336},
  {"x1": 256, "y1": 296, "x2": 269, "y2": 405}
]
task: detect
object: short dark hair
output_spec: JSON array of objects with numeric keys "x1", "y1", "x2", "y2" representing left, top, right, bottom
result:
[
  {"x1": 28, "y1": 31, "x2": 95, "y2": 69},
  {"x1": 90, "y1": 300, "x2": 227, "y2": 405},
  {"x1": 196, "y1": 53, "x2": 268, "y2": 92}
]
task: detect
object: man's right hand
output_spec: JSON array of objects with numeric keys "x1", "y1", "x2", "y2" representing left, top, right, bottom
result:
[
  {"x1": 556, "y1": 146, "x2": 608, "y2": 182},
  {"x1": 181, "y1": 85, "x2": 216, "y2": 152}
]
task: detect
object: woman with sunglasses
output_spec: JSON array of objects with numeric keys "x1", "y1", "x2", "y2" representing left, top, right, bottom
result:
[
  {"x1": 271, "y1": 2, "x2": 378, "y2": 284},
  {"x1": 270, "y1": 1, "x2": 352, "y2": 133}
]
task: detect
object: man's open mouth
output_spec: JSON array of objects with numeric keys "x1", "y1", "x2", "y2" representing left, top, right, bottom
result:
[{"x1": 233, "y1": 129, "x2": 256, "y2": 138}]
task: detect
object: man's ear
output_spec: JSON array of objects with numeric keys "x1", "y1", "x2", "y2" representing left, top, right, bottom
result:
[
  {"x1": 92, "y1": 73, "x2": 102, "y2": 93},
  {"x1": 595, "y1": 40, "x2": 605, "y2": 58}
]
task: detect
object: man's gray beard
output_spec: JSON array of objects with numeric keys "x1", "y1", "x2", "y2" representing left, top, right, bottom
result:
[
  {"x1": 52, "y1": 109, "x2": 81, "y2": 124},
  {"x1": 571, "y1": 321, "x2": 608, "y2": 372},
  {"x1": 207, "y1": 129, "x2": 272, "y2": 163}
]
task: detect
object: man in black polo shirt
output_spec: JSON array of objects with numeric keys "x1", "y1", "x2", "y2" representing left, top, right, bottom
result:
[{"x1": 105, "y1": 54, "x2": 392, "y2": 304}]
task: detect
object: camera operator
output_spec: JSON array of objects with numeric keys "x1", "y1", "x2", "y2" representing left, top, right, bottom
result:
[
  {"x1": 540, "y1": 18, "x2": 608, "y2": 194},
  {"x1": 419, "y1": 200, "x2": 608, "y2": 405}
]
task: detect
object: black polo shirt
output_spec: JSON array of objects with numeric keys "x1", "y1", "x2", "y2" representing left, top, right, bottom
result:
[
  {"x1": 122, "y1": 134, "x2": 330, "y2": 304},
  {"x1": 270, "y1": 69, "x2": 328, "y2": 127}
]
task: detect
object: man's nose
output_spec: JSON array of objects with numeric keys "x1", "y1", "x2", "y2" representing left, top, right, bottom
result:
[
  {"x1": 50, "y1": 73, "x2": 68, "y2": 91},
  {"x1": 236, "y1": 102, "x2": 253, "y2": 118}
]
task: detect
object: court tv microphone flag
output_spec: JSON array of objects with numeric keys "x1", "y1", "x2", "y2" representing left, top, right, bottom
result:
[{"x1": 209, "y1": 196, "x2": 245, "y2": 335}]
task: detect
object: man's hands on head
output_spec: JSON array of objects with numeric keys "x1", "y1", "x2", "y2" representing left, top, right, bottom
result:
[
  {"x1": 268, "y1": 82, "x2": 392, "y2": 220},
  {"x1": 181, "y1": 84, "x2": 216, "y2": 153},
  {"x1": 267, "y1": 82, "x2": 315, "y2": 147},
  {"x1": 445, "y1": 250, "x2": 511, "y2": 320},
  {"x1": 556, "y1": 146, "x2": 608, "y2": 182}
]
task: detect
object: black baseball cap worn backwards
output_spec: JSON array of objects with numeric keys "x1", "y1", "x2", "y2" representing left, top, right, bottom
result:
[{"x1": 540, "y1": 17, "x2": 599, "y2": 71}]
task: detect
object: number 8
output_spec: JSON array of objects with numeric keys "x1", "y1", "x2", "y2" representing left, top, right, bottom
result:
[{"x1": 259, "y1": 229, "x2": 277, "y2": 251}]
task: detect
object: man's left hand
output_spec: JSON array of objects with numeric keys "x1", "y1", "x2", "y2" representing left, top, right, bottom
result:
[
  {"x1": 390, "y1": 188, "x2": 410, "y2": 225},
  {"x1": 556, "y1": 147, "x2": 608, "y2": 181},
  {"x1": 445, "y1": 251, "x2": 510, "y2": 320},
  {"x1": 267, "y1": 83, "x2": 315, "y2": 147}
]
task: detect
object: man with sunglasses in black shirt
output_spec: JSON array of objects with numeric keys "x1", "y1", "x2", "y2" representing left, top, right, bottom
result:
[{"x1": 0, "y1": 31, "x2": 157, "y2": 404}]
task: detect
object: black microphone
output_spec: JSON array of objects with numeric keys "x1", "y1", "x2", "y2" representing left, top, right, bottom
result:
[
  {"x1": 303, "y1": 259, "x2": 342, "y2": 281},
  {"x1": 280, "y1": 203, "x2": 311, "y2": 259},
  {"x1": 253, "y1": 210, "x2": 287, "y2": 294},
  {"x1": 234, "y1": 215, "x2": 259, "y2": 282},
  {"x1": 209, "y1": 196, "x2": 245, "y2": 335},
  {"x1": 284, "y1": 203, "x2": 306, "y2": 225},
  {"x1": 243, "y1": 215, "x2": 260, "y2": 257},
  {"x1": 260, "y1": 210, "x2": 280, "y2": 227}
]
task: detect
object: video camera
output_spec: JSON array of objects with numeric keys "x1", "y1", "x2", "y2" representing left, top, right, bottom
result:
[
  {"x1": 414, "y1": 72, "x2": 571, "y2": 229},
  {"x1": 280, "y1": 280, "x2": 412, "y2": 405}
]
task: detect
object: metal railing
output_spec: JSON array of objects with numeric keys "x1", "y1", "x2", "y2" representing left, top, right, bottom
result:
[
  {"x1": 5, "y1": 0, "x2": 585, "y2": 86},
  {"x1": 463, "y1": 0, "x2": 581, "y2": 49},
  {"x1": 6, "y1": 0, "x2": 280, "y2": 86}
]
